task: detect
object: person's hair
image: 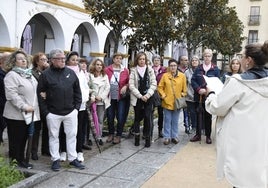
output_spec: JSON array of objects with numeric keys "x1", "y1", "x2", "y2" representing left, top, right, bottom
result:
[
  {"x1": 66, "y1": 51, "x2": 79, "y2": 65},
  {"x1": 229, "y1": 58, "x2": 242, "y2": 73},
  {"x1": 112, "y1": 52, "x2": 124, "y2": 61},
  {"x1": 178, "y1": 55, "x2": 188, "y2": 62},
  {"x1": 4, "y1": 49, "x2": 30, "y2": 72},
  {"x1": 203, "y1": 49, "x2": 213, "y2": 56},
  {"x1": 245, "y1": 40, "x2": 268, "y2": 67},
  {"x1": 168, "y1": 58, "x2": 178, "y2": 66},
  {"x1": 134, "y1": 52, "x2": 148, "y2": 66},
  {"x1": 49, "y1": 49, "x2": 64, "y2": 59},
  {"x1": 152, "y1": 54, "x2": 161, "y2": 62},
  {"x1": 79, "y1": 58, "x2": 88, "y2": 64},
  {"x1": 32, "y1": 52, "x2": 46, "y2": 68},
  {"x1": 189, "y1": 55, "x2": 200, "y2": 67},
  {"x1": 89, "y1": 58, "x2": 106, "y2": 77}
]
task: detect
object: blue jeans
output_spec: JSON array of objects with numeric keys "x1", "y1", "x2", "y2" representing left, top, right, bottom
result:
[
  {"x1": 107, "y1": 98, "x2": 130, "y2": 136},
  {"x1": 163, "y1": 108, "x2": 180, "y2": 139},
  {"x1": 186, "y1": 101, "x2": 197, "y2": 129}
]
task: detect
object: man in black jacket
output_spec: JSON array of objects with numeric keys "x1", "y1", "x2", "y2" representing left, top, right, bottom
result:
[{"x1": 37, "y1": 49, "x2": 84, "y2": 171}]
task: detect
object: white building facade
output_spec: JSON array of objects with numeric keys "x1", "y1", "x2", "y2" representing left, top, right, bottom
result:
[
  {"x1": 0, "y1": 0, "x2": 130, "y2": 65},
  {"x1": 229, "y1": 0, "x2": 268, "y2": 53}
]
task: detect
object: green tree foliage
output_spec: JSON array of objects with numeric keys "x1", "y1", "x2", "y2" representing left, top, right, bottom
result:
[
  {"x1": 125, "y1": 0, "x2": 185, "y2": 55},
  {"x1": 183, "y1": 0, "x2": 245, "y2": 55},
  {"x1": 84, "y1": 0, "x2": 133, "y2": 54}
]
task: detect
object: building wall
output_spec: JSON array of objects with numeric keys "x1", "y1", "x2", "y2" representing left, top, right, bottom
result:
[
  {"x1": 0, "y1": 0, "x2": 128, "y2": 62},
  {"x1": 229, "y1": 0, "x2": 268, "y2": 52}
]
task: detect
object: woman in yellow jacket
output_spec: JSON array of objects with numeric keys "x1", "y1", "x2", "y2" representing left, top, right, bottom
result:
[{"x1": 158, "y1": 59, "x2": 187, "y2": 145}]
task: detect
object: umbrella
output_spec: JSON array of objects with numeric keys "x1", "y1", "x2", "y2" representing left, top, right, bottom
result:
[
  {"x1": 22, "y1": 25, "x2": 32, "y2": 54},
  {"x1": 25, "y1": 111, "x2": 34, "y2": 163},
  {"x1": 197, "y1": 95, "x2": 204, "y2": 144},
  {"x1": 86, "y1": 102, "x2": 101, "y2": 153}
]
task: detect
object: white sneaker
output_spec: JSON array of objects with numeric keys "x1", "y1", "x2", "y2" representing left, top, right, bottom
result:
[
  {"x1": 60, "y1": 152, "x2": 66, "y2": 161},
  {"x1": 77, "y1": 152, "x2": 84, "y2": 162}
]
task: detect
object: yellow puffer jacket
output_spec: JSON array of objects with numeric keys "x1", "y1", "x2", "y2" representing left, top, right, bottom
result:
[{"x1": 157, "y1": 71, "x2": 187, "y2": 110}]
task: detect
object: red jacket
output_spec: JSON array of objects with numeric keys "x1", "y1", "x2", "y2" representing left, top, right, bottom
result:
[{"x1": 105, "y1": 64, "x2": 129, "y2": 100}]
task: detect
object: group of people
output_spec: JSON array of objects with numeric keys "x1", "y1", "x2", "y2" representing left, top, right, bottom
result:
[{"x1": 1, "y1": 40, "x2": 268, "y2": 187}]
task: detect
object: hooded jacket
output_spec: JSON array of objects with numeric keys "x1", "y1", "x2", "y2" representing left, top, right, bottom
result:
[{"x1": 205, "y1": 68, "x2": 268, "y2": 188}]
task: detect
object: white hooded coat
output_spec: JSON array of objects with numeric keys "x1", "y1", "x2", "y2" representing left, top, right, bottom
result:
[{"x1": 205, "y1": 74, "x2": 268, "y2": 188}]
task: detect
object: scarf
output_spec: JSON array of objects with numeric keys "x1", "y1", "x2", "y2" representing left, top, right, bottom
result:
[
  {"x1": 137, "y1": 65, "x2": 146, "y2": 78},
  {"x1": 12, "y1": 66, "x2": 32, "y2": 78},
  {"x1": 67, "y1": 65, "x2": 80, "y2": 75}
]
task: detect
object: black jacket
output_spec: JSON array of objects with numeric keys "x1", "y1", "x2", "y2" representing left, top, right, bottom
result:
[{"x1": 37, "y1": 65, "x2": 82, "y2": 117}]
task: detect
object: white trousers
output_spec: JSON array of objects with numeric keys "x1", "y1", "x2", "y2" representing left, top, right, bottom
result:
[{"x1": 46, "y1": 109, "x2": 78, "y2": 162}]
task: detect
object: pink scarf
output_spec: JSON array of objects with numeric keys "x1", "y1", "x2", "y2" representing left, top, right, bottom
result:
[{"x1": 137, "y1": 65, "x2": 146, "y2": 78}]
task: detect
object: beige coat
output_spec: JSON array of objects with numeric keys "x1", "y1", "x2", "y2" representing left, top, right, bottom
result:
[
  {"x1": 3, "y1": 71, "x2": 40, "y2": 122},
  {"x1": 205, "y1": 74, "x2": 268, "y2": 188},
  {"x1": 129, "y1": 66, "x2": 157, "y2": 106}
]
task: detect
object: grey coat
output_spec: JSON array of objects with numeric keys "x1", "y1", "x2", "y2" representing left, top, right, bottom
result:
[{"x1": 3, "y1": 71, "x2": 40, "y2": 122}]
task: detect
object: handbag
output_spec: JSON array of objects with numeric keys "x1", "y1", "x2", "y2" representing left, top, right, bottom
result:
[
  {"x1": 152, "y1": 90, "x2": 161, "y2": 107},
  {"x1": 22, "y1": 111, "x2": 34, "y2": 125},
  {"x1": 170, "y1": 79, "x2": 187, "y2": 110},
  {"x1": 174, "y1": 97, "x2": 187, "y2": 110}
]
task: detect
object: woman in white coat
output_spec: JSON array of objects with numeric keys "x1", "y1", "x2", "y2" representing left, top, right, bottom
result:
[
  {"x1": 3, "y1": 50, "x2": 40, "y2": 169},
  {"x1": 89, "y1": 59, "x2": 110, "y2": 145},
  {"x1": 205, "y1": 41, "x2": 268, "y2": 188}
]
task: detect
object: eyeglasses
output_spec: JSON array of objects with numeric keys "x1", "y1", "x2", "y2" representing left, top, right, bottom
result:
[
  {"x1": 52, "y1": 57, "x2": 66, "y2": 61},
  {"x1": 40, "y1": 58, "x2": 48, "y2": 61},
  {"x1": 16, "y1": 58, "x2": 27, "y2": 61},
  {"x1": 169, "y1": 64, "x2": 177, "y2": 67}
]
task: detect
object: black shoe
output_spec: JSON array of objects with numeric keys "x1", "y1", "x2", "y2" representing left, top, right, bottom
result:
[
  {"x1": 41, "y1": 150, "x2": 51, "y2": 156},
  {"x1": 88, "y1": 139, "x2": 93, "y2": 146},
  {"x1": 185, "y1": 127, "x2": 190, "y2": 134},
  {"x1": 98, "y1": 139, "x2": 103, "y2": 146},
  {"x1": 190, "y1": 134, "x2": 201, "y2": 142},
  {"x1": 171, "y1": 138, "x2": 179, "y2": 144},
  {"x1": 70, "y1": 159, "x2": 85, "y2": 170},
  {"x1": 206, "y1": 137, "x2": 212, "y2": 144},
  {"x1": 134, "y1": 135, "x2": 140, "y2": 146},
  {"x1": 31, "y1": 153, "x2": 38, "y2": 160},
  {"x1": 82, "y1": 144, "x2": 92, "y2": 150},
  {"x1": 145, "y1": 137, "x2": 151, "y2": 148},
  {"x1": 158, "y1": 131, "x2": 163, "y2": 138},
  {"x1": 51, "y1": 160, "x2": 61, "y2": 171},
  {"x1": 18, "y1": 161, "x2": 33, "y2": 169}
]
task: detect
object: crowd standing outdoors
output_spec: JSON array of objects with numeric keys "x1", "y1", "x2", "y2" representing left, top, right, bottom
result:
[{"x1": 0, "y1": 44, "x2": 255, "y2": 185}]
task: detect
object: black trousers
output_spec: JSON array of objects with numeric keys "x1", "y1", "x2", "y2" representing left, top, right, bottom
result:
[
  {"x1": 133, "y1": 98, "x2": 153, "y2": 138},
  {"x1": 31, "y1": 120, "x2": 41, "y2": 155},
  {"x1": 6, "y1": 119, "x2": 28, "y2": 163},
  {"x1": 195, "y1": 102, "x2": 212, "y2": 137},
  {"x1": 41, "y1": 118, "x2": 49, "y2": 154}
]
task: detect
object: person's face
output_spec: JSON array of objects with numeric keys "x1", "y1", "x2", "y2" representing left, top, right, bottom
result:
[
  {"x1": 38, "y1": 55, "x2": 49, "y2": 70},
  {"x1": 67, "y1": 55, "x2": 79, "y2": 66},
  {"x1": 15, "y1": 53, "x2": 27, "y2": 69},
  {"x1": 203, "y1": 53, "x2": 212, "y2": 64},
  {"x1": 180, "y1": 56, "x2": 188, "y2": 67},
  {"x1": 51, "y1": 53, "x2": 66, "y2": 68},
  {"x1": 95, "y1": 60, "x2": 103, "y2": 72},
  {"x1": 153, "y1": 58, "x2": 161, "y2": 67},
  {"x1": 241, "y1": 53, "x2": 250, "y2": 71},
  {"x1": 113, "y1": 55, "x2": 122, "y2": 65},
  {"x1": 79, "y1": 62, "x2": 87, "y2": 71},
  {"x1": 191, "y1": 58, "x2": 199, "y2": 68},
  {"x1": 138, "y1": 55, "x2": 146, "y2": 67},
  {"x1": 169, "y1": 62, "x2": 178, "y2": 74},
  {"x1": 230, "y1": 59, "x2": 240, "y2": 73}
]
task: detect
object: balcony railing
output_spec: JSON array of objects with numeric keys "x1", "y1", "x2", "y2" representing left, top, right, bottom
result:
[
  {"x1": 247, "y1": 38, "x2": 259, "y2": 44},
  {"x1": 248, "y1": 15, "x2": 261, "y2": 26}
]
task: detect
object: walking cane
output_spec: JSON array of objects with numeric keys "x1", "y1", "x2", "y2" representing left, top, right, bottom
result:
[
  {"x1": 26, "y1": 111, "x2": 34, "y2": 163},
  {"x1": 198, "y1": 95, "x2": 203, "y2": 144}
]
